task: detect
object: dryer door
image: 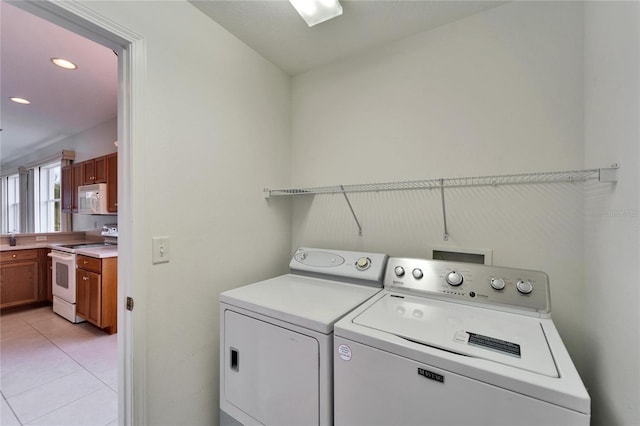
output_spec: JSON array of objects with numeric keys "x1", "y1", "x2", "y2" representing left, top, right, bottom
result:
[{"x1": 223, "y1": 310, "x2": 320, "y2": 425}]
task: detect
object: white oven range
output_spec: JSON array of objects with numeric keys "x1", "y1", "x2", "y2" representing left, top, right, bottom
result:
[{"x1": 48, "y1": 242, "x2": 113, "y2": 323}]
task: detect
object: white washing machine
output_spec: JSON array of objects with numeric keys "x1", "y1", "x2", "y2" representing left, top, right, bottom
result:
[
  {"x1": 334, "y1": 257, "x2": 590, "y2": 425},
  {"x1": 219, "y1": 247, "x2": 388, "y2": 426}
]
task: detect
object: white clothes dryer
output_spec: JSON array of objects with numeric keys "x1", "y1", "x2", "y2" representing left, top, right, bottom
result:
[
  {"x1": 219, "y1": 247, "x2": 388, "y2": 426},
  {"x1": 334, "y1": 257, "x2": 590, "y2": 425}
]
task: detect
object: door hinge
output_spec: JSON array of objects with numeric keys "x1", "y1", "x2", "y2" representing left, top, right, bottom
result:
[{"x1": 126, "y1": 297, "x2": 134, "y2": 311}]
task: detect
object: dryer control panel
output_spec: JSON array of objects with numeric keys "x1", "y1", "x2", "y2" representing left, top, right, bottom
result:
[
  {"x1": 385, "y1": 258, "x2": 550, "y2": 314},
  {"x1": 290, "y1": 248, "x2": 388, "y2": 286}
]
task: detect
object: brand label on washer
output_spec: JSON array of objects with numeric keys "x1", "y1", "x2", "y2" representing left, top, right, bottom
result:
[
  {"x1": 338, "y1": 344, "x2": 352, "y2": 361},
  {"x1": 418, "y1": 367, "x2": 444, "y2": 383}
]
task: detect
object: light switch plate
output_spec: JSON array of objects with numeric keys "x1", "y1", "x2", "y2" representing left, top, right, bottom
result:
[{"x1": 152, "y1": 236, "x2": 170, "y2": 264}]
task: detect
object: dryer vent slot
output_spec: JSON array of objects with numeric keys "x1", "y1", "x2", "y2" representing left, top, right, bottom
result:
[{"x1": 230, "y1": 347, "x2": 239, "y2": 372}]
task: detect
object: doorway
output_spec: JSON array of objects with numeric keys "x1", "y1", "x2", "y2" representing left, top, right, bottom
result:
[{"x1": 2, "y1": 1, "x2": 143, "y2": 424}]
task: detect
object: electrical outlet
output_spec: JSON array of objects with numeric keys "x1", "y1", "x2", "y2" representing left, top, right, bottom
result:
[
  {"x1": 152, "y1": 236, "x2": 170, "y2": 264},
  {"x1": 35, "y1": 236, "x2": 48, "y2": 241}
]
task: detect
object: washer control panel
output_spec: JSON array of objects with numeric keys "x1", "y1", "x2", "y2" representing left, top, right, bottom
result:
[
  {"x1": 385, "y1": 257, "x2": 550, "y2": 314},
  {"x1": 291, "y1": 247, "x2": 388, "y2": 285}
]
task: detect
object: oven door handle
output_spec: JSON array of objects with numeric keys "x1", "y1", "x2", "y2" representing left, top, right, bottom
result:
[{"x1": 49, "y1": 252, "x2": 75, "y2": 261}]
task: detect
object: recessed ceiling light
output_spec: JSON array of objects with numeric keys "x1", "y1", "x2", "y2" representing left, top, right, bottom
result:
[
  {"x1": 51, "y1": 57, "x2": 78, "y2": 70},
  {"x1": 10, "y1": 97, "x2": 31, "y2": 104},
  {"x1": 289, "y1": 0, "x2": 342, "y2": 27}
]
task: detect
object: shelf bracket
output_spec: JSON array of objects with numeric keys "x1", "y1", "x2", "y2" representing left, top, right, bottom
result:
[
  {"x1": 340, "y1": 185, "x2": 363, "y2": 236},
  {"x1": 599, "y1": 164, "x2": 619, "y2": 182},
  {"x1": 440, "y1": 179, "x2": 449, "y2": 241}
]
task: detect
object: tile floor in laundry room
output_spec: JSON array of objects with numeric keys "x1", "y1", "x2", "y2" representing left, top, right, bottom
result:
[{"x1": 0, "y1": 306, "x2": 117, "y2": 426}]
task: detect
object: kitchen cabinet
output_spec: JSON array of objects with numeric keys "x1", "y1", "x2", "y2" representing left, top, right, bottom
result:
[
  {"x1": 76, "y1": 255, "x2": 117, "y2": 334},
  {"x1": 62, "y1": 163, "x2": 83, "y2": 213},
  {"x1": 61, "y1": 153, "x2": 115, "y2": 214},
  {"x1": 82, "y1": 156, "x2": 107, "y2": 185},
  {"x1": 106, "y1": 153, "x2": 118, "y2": 212},
  {"x1": 0, "y1": 250, "x2": 40, "y2": 309}
]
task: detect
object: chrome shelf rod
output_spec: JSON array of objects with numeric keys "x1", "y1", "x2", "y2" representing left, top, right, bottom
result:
[{"x1": 340, "y1": 185, "x2": 363, "y2": 236}]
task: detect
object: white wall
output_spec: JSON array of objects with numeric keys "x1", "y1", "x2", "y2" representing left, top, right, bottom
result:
[
  {"x1": 0, "y1": 117, "x2": 117, "y2": 171},
  {"x1": 584, "y1": 2, "x2": 640, "y2": 425},
  {"x1": 292, "y1": 0, "x2": 587, "y2": 370},
  {"x1": 74, "y1": 1, "x2": 292, "y2": 425}
]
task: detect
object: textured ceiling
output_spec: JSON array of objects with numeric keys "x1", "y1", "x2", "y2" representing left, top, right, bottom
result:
[{"x1": 190, "y1": 0, "x2": 506, "y2": 75}]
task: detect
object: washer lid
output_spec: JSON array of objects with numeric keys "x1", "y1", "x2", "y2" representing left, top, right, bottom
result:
[
  {"x1": 220, "y1": 274, "x2": 382, "y2": 334},
  {"x1": 352, "y1": 293, "x2": 558, "y2": 378}
]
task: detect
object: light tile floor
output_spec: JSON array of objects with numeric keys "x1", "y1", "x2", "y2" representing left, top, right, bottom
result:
[{"x1": 1, "y1": 306, "x2": 117, "y2": 426}]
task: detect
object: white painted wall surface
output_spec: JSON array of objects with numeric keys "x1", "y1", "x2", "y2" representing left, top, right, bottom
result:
[
  {"x1": 0, "y1": 117, "x2": 117, "y2": 172},
  {"x1": 584, "y1": 2, "x2": 640, "y2": 425},
  {"x1": 292, "y1": 0, "x2": 587, "y2": 372},
  {"x1": 74, "y1": 1, "x2": 292, "y2": 424}
]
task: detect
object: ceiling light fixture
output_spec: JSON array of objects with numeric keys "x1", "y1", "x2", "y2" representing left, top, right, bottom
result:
[
  {"x1": 51, "y1": 57, "x2": 78, "y2": 70},
  {"x1": 10, "y1": 97, "x2": 31, "y2": 104},
  {"x1": 289, "y1": 0, "x2": 343, "y2": 27}
]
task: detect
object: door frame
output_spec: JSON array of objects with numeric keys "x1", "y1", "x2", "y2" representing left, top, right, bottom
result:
[{"x1": 13, "y1": 1, "x2": 147, "y2": 424}]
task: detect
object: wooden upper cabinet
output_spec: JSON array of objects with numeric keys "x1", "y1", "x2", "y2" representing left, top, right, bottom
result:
[
  {"x1": 106, "y1": 153, "x2": 118, "y2": 212},
  {"x1": 62, "y1": 163, "x2": 83, "y2": 213},
  {"x1": 82, "y1": 160, "x2": 94, "y2": 185},
  {"x1": 82, "y1": 156, "x2": 107, "y2": 185},
  {"x1": 61, "y1": 153, "x2": 115, "y2": 214}
]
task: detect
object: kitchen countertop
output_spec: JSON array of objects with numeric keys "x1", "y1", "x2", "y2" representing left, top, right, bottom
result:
[
  {"x1": 0, "y1": 240, "x2": 85, "y2": 251},
  {"x1": 75, "y1": 245, "x2": 118, "y2": 259},
  {"x1": 1, "y1": 241, "x2": 118, "y2": 258}
]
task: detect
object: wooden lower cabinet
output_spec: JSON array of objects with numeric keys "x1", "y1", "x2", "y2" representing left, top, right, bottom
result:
[
  {"x1": 76, "y1": 255, "x2": 117, "y2": 334},
  {"x1": 0, "y1": 249, "x2": 42, "y2": 309}
]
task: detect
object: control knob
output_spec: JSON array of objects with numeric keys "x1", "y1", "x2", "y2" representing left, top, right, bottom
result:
[
  {"x1": 516, "y1": 280, "x2": 533, "y2": 294},
  {"x1": 356, "y1": 257, "x2": 371, "y2": 271},
  {"x1": 394, "y1": 266, "x2": 405, "y2": 277},
  {"x1": 490, "y1": 277, "x2": 506, "y2": 291},
  {"x1": 412, "y1": 268, "x2": 423, "y2": 279},
  {"x1": 446, "y1": 271, "x2": 463, "y2": 286}
]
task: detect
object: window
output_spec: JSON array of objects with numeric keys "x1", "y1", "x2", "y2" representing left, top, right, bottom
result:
[
  {"x1": 2, "y1": 173, "x2": 20, "y2": 233},
  {"x1": 1, "y1": 161, "x2": 61, "y2": 234},
  {"x1": 37, "y1": 162, "x2": 61, "y2": 232}
]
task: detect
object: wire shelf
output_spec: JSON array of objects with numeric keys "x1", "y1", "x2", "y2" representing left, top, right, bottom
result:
[
  {"x1": 264, "y1": 167, "x2": 616, "y2": 198},
  {"x1": 264, "y1": 166, "x2": 618, "y2": 241}
]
